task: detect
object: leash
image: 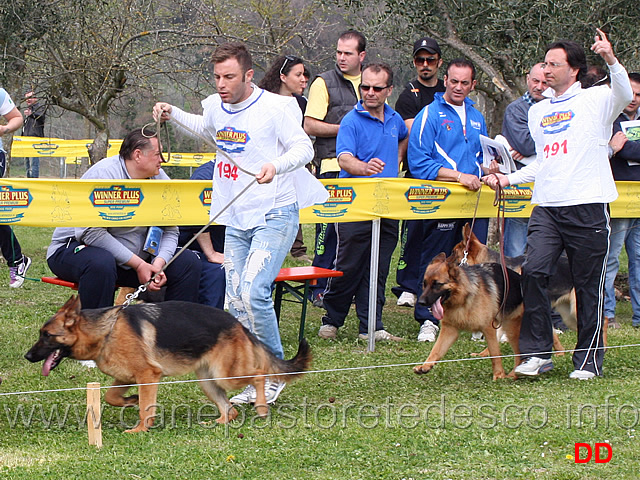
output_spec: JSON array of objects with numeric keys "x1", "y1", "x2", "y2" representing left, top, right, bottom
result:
[
  {"x1": 487, "y1": 173, "x2": 510, "y2": 328},
  {"x1": 123, "y1": 115, "x2": 262, "y2": 306},
  {"x1": 458, "y1": 183, "x2": 483, "y2": 267},
  {"x1": 458, "y1": 175, "x2": 509, "y2": 330}
]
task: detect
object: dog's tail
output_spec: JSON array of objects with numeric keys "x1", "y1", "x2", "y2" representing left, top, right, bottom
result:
[{"x1": 265, "y1": 339, "x2": 312, "y2": 384}]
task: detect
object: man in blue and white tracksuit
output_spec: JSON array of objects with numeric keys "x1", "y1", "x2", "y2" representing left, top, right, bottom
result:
[
  {"x1": 407, "y1": 58, "x2": 489, "y2": 342},
  {"x1": 484, "y1": 32, "x2": 633, "y2": 379}
]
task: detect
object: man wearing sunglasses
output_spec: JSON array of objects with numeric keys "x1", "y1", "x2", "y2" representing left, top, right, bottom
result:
[
  {"x1": 305, "y1": 30, "x2": 367, "y2": 308},
  {"x1": 318, "y1": 63, "x2": 407, "y2": 341},
  {"x1": 392, "y1": 37, "x2": 445, "y2": 322},
  {"x1": 407, "y1": 58, "x2": 489, "y2": 342}
]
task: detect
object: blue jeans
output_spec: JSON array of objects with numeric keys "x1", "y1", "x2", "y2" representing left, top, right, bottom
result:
[
  {"x1": 196, "y1": 253, "x2": 226, "y2": 309},
  {"x1": 26, "y1": 157, "x2": 40, "y2": 178},
  {"x1": 604, "y1": 218, "x2": 640, "y2": 325},
  {"x1": 224, "y1": 203, "x2": 299, "y2": 359},
  {"x1": 503, "y1": 217, "x2": 529, "y2": 258}
]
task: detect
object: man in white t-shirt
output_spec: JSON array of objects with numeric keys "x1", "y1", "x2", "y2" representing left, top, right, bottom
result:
[
  {"x1": 484, "y1": 30, "x2": 633, "y2": 380},
  {"x1": 154, "y1": 42, "x2": 327, "y2": 405}
]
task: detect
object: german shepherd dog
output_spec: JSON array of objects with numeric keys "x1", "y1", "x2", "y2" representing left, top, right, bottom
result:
[
  {"x1": 448, "y1": 223, "x2": 603, "y2": 352},
  {"x1": 413, "y1": 253, "x2": 523, "y2": 380},
  {"x1": 25, "y1": 296, "x2": 311, "y2": 432}
]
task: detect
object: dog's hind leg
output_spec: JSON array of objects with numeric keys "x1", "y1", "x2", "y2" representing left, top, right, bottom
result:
[
  {"x1": 552, "y1": 330, "x2": 566, "y2": 356},
  {"x1": 483, "y1": 325, "x2": 506, "y2": 380},
  {"x1": 196, "y1": 368, "x2": 238, "y2": 424},
  {"x1": 252, "y1": 375, "x2": 269, "y2": 418},
  {"x1": 502, "y1": 315, "x2": 522, "y2": 378},
  {"x1": 414, "y1": 324, "x2": 459, "y2": 375},
  {"x1": 105, "y1": 380, "x2": 139, "y2": 407}
]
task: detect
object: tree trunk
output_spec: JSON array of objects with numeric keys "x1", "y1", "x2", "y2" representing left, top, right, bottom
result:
[{"x1": 87, "y1": 129, "x2": 109, "y2": 165}]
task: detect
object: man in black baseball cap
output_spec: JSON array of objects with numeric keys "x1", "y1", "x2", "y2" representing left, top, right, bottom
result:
[
  {"x1": 391, "y1": 36, "x2": 445, "y2": 343},
  {"x1": 413, "y1": 37, "x2": 442, "y2": 57}
]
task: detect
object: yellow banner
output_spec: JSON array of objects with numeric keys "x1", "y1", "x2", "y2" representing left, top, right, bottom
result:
[
  {"x1": 11, "y1": 136, "x2": 215, "y2": 167},
  {"x1": 0, "y1": 178, "x2": 636, "y2": 227}
]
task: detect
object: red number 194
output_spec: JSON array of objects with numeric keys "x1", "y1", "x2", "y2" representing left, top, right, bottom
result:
[{"x1": 217, "y1": 162, "x2": 239, "y2": 180}]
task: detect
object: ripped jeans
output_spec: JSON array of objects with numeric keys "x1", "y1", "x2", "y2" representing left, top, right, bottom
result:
[{"x1": 224, "y1": 203, "x2": 299, "y2": 359}]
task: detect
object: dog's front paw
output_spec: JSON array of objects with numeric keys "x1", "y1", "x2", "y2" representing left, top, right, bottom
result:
[
  {"x1": 470, "y1": 347, "x2": 490, "y2": 358},
  {"x1": 413, "y1": 363, "x2": 433, "y2": 375},
  {"x1": 124, "y1": 424, "x2": 148, "y2": 433},
  {"x1": 492, "y1": 370, "x2": 507, "y2": 380}
]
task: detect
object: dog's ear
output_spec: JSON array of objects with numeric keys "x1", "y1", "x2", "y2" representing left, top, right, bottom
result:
[
  {"x1": 64, "y1": 299, "x2": 83, "y2": 328},
  {"x1": 61, "y1": 295, "x2": 82, "y2": 320},
  {"x1": 463, "y1": 223, "x2": 471, "y2": 241},
  {"x1": 446, "y1": 257, "x2": 460, "y2": 278},
  {"x1": 433, "y1": 252, "x2": 447, "y2": 263},
  {"x1": 61, "y1": 295, "x2": 77, "y2": 311}
]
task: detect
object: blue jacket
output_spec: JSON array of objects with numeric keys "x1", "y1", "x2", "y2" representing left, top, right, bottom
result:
[{"x1": 407, "y1": 92, "x2": 487, "y2": 180}]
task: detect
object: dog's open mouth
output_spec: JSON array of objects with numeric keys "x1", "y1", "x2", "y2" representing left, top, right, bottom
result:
[
  {"x1": 42, "y1": 349, "x2": 62, "y2": 376},
  {"x1": 431, "y1": 297, "x2": 444, "y2": 320}
]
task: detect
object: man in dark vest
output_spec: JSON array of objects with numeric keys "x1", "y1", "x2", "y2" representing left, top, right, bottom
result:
[{"x1": 304, "y1": 30, "x2": 366, "y2": 306}]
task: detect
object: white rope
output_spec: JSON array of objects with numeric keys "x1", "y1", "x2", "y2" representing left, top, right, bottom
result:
[{"x1": 4, "y1": 342, "x2": 640, "y2": 398}]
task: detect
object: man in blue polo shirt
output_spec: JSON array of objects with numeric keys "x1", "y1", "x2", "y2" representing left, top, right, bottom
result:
[{"x1": 318, "y1": 63, "x2": 407, "y2": 341}]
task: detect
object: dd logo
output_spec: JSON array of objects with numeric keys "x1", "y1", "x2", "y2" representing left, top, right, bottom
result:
[{"x1": 574, "y1": 443, "x2": 612, "y2": 463}]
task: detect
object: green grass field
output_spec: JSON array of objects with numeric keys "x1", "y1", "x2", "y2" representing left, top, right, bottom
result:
[{"x1": 0, "y1": 225, "x2": 638, "y2": 479}]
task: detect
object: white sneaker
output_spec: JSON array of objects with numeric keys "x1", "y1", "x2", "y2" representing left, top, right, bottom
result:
[
  {"x1": 417, "y1": 320, "x2": 439, "y2": 342},
  {"x1": 264, "y1": 379, "x2": 286, "y2": 403},
  {"x1": 230, "y1": 384, "x2": 256, "y2": 405},
  {"x1": 9, "y1": 255, "x2": 31, "y2": 288},
  {"x1": 569, "y1": 369, "x2": 596, "y2": 380},
  {"x1": 318, "y1": 324, "x2": 337, "y2": 339},
  {"x1": 471, "y1": 331, "x2": 484, "y2": 342},
  {"x1": 514, "y1": 357, "x2": 553, "y2": 377},
  {"x1": 358, "y1": 330, "x2": 403, "y2": 342},
  {"x1": 230, "y1": 379, "x2": 286, "y2": 405},
  {"x1": 397, "y1": 291, "x2": 416, "y2": 307}
]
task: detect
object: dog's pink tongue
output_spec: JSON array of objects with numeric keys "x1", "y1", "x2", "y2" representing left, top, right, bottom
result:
[
  {"x1": 431, "y1": 297, "x2": 444, "y2": 321},
  {"x1": 42, "y1": 352, "x2": 57, "y2": 376}
]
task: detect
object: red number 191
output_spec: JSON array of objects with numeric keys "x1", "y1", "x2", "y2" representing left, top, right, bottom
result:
[{"x1": 543, "y1": 139, "x2": 568, "y2": 159}]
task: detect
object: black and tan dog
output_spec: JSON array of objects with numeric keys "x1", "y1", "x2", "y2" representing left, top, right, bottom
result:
[
  {"x1": 413, "y1": 253, "x2": 523, "y2": 380},
  {"x1": 449, "y1": 223, "x2": 600, "y2": 353},
  {"x1": 25, "y1": 296, "x2": 310, "y2": 432}
]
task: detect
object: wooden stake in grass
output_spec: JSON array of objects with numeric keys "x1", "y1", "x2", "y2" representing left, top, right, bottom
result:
[{"x1": 86, "y1": 382, "x2": 103, "y2": 447}]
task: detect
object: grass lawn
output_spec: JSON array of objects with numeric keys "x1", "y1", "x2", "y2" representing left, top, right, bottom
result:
[{"x1": 0, "y1": 224, "x2": 638, "y2": 479}]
